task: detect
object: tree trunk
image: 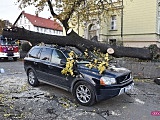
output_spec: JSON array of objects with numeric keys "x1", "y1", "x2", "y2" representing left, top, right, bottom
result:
[{"x1": 2, "y1": 27, "x2": 152, "y2": 60}]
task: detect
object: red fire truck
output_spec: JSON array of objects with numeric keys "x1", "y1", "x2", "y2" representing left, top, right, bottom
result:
[{"x1": 0, "y1": 35, "x2": 20, "y2": 61}]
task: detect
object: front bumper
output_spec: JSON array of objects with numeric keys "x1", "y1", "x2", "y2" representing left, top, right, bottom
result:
[
  {"x1": 0, "y1": 52, "x2": 20, "y2": 58},
  {"x1": 96, "y1": 82, "x2": 134, "y2": 101}
]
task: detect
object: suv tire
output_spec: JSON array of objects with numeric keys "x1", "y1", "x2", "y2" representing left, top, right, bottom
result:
[
  {"x1": 27, "y1": 69, "x2": 39, "y2": 87},
  {"x1": 73, "y1": 81, "x2": 96, "y2": 106}
]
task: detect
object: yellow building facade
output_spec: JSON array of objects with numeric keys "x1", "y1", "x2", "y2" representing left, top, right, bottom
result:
[
  {"x1": 122, "y1": 0, "x2": 159, "y2": 47},
  {"x1": 78, "y1": 0, "x2": 160, "y2": 48}
]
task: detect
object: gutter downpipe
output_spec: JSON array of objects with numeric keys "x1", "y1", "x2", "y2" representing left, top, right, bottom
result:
[{"x1": 121, "y1": 0, "x2": 124, "y2": 44}]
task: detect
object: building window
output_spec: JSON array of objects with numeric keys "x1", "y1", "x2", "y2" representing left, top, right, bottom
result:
[
  {"x1": 37, "y1": 27, "x2": 39, "y2": 32},
  {"x1": 111, "y1": 15, "x2": 116, "y2": 30},
  {"x1": 111, "y1": 0, "x2": 118, "y2": 2},
  {"x1": 158, "y1": 11, "x2": 160, "y2": 16},
  {"x1": 158, "y1": 2, "x2": 160, "y2": 17},
  {"x1": 158, "y1": 20, "x2": 160, "y2": 34},
  {"x1": 109, "y1": 39, "x2": 116, "y2": 45},
  {"x1": 88, "y1": 24, "x2": 97, "y2": 40},
  {"x1": 24, "y1": 16, "x2": 27, "y2": 24},
  {"x1": 19, "y1": 19, "x2": 22, "y2": 24},
  {"x1": 28, "y1": 25, "x2": 30, "y2": 30}
]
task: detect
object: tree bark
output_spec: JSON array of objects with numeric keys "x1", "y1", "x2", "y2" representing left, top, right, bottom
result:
[{"x1": 2, "y1": 27, "x2": 152, "y2": 60}]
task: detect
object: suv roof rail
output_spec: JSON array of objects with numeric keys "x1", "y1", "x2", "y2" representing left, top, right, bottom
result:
[{"x1": 36, "y1": 42, "x2": 58, "y2": 48}]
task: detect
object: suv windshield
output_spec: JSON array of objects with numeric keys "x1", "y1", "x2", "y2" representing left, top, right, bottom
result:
[
  {"x1": 61, "y1": 46, "x2": 83, "y2": 58},
  {"x1": 0, "y1": 39, "x2": 17, "y2": 45},
  {"x1": 61, "y1": 46, "x2": 99, "y2": 63}
]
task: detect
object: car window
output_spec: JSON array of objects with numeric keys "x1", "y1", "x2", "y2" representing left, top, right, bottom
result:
[
  {"x1": 29, "y1": 48, "x2": 41, "y2": 59},
  {"x1": 69, "y1": 47, "x2": 83, "y2": 56},
  {"x1": 39, "y1": 48, "x2": 52, "y2": 61},
  {"x1": 51, "y1": 49, "x2": 66, "y2": 64}
]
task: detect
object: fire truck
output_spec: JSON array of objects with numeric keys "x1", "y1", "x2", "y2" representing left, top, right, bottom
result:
[{"x1": 0, "y1": 35, "x2": 20, "y2": 61}]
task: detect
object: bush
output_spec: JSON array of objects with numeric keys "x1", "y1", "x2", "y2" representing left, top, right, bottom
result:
[{"x1": 148, "y1": 44, "x2": 160, "y2": 60}]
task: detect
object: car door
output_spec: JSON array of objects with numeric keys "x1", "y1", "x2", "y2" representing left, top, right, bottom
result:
[
  {"x1": 37, "y1": 47, "x2": 52, "y2": 82},
  {"x1": 26, "y1": 47, "x2": 42, "y2": 75},
  {"x1": 47, "y1": 48, "x2": 74, "y2": 89}
]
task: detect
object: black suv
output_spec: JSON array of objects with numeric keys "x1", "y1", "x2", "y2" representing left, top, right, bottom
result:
[{"x1": 24, "y1": 44, "x2": 134, "y2": 106}]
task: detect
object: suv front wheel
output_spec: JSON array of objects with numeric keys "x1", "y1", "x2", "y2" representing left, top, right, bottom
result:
[
  {"x1": 27, "y1": 69, "x2": 39, "y2": 87},
  {"x1": 73, "y1": 81, "x2": 96, "y2": 106}
]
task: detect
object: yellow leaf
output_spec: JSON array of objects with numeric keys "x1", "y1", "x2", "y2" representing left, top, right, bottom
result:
[{"x1": 4, "y1": 114, "x2": 11, "y2": 117}]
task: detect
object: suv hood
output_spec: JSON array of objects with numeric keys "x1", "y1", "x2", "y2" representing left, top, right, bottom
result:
[{"x1": 77, "y1": 61, "x2": 131, "y2": 78}]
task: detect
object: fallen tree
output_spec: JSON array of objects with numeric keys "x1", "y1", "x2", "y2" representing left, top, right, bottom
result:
[{"x1": 2, "y1": 27, "x2": 152, "y2": 60}]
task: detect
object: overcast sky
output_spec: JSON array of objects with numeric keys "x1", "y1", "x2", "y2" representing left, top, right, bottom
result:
[{"x1": 0, "y1": 0, "x2": 51, "y2": 24}]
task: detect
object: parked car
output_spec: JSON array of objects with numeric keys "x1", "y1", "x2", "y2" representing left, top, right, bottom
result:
[{"x1": 24, "y1": 44, "x2": 134, "y2": 106}]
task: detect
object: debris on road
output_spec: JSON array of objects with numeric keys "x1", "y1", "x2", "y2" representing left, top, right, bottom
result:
[{"x1": 0, "y1": 68, "x2": 5, "y2": 73}]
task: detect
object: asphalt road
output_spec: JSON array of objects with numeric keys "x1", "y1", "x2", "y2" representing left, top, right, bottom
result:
[{"x1": 0, "y1": 60, "x2": 160, "y2": 120}]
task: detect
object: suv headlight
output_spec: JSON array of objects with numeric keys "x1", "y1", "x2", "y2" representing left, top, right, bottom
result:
[{"x1": 100, "y1": 76, "x2": 116, "y2": 85}]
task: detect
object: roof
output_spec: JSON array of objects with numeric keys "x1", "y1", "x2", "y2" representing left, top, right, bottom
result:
[{"x1": 14, "y1": 11, "x2": 63, "y2": 31}]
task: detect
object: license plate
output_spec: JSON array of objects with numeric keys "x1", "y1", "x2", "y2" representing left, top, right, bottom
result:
[
  {"x1": 124, "y1": 83, "x2": 134, "y2": 93},
  {"x1": 8, "y1": 56, "x2": 13, "y2": 60}
]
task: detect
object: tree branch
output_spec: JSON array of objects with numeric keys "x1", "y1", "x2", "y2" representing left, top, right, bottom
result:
[
  {"x1": 47, "y1": 0, "x2": 58, "y2": 18},
  {"x1": 61, "y1": 0, "x2": 85, "y2": 32}
]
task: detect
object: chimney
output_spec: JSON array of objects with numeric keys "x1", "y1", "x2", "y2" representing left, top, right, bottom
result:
[
  {"x1": 48, "y1": 17, "x2": 51, "y2": 19},
  {"x1": 35, "y1": 11, "x2": 38, "y2": 17}
]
